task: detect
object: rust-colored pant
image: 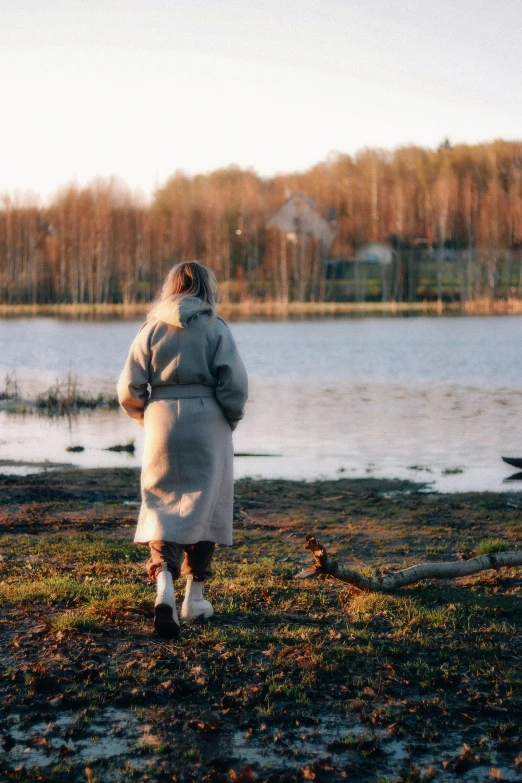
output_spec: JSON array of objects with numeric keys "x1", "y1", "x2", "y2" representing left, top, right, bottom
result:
[{"x1": 147, "y1": 540, "x2": 215, "y2": 582}]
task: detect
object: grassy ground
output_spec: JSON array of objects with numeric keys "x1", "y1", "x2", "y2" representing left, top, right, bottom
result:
[{"x1": 0, "y1": 468, "x2": 521, "y2": 782}]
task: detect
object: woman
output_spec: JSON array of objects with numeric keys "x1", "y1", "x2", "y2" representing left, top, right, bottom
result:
[{"x1": 117, "y1": 262, "x2": 248, "y2": 640}]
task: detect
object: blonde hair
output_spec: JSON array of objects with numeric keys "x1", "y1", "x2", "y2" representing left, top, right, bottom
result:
[{"x1": 157, "y1": 261, "x2": 219, "y2": 313}]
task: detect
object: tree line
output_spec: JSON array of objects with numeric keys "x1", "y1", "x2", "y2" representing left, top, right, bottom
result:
[{"x1": 1, "y1": 139, "x2": 521, "y2": 305}]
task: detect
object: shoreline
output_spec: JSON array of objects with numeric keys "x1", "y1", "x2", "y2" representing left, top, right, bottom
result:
[
  {"x1": 2, "y1": 297, "x2": 522, "y2": 318},
  {"x1": 0, "y1": 463, "x2": 519, "y2": 503},
  {"x1": 0, "y1": 456, "x2": 519, "y2": 495},
  {"x1": 1, "y1": 465, "x2": 520, "y2": 538},
  {"x1": 0, "y1": 459, "x2": 517, "y2": 495}
]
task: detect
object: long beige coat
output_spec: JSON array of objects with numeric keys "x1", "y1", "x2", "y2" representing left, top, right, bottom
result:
[{"x1": 117, "y1": 295, "x2": 248, "y2": 546}]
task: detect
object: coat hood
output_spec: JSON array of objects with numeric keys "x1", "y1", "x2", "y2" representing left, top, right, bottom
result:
[{"x1": 147, "y1": 295, "x2": 214, "y2": 328}]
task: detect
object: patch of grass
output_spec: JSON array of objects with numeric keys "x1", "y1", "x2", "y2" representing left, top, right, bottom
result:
[
  {"x1": 0, "y1": 574, "x2": 149, "y2": 610},
  {"x1": 49, "y1": 612, "x2": 101, "y2": 633},
  {"x1": 34, "y1": 534, "x2": 144, "y2": 563},
  {"x1": 425, "y1": 545, "x2": 448, "y2": 555},
  {"x1": 0, "y1": 575, "x2": 100, "y2": 603},
  {"x1": 475, "y1": 538, "x2": 511, "y2": 555}
]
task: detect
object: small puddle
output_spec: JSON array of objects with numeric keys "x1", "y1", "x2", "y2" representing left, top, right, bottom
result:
[
  {"x1": 0, "y1": 459, "x2": 74, "y2": 476},
  {"x1": 231, "y1": 717, "x2": 408, "y2": 771},
  {"x1": 3, "y1": 709, "x2": 520, "y2": 781},
  {"x1": 231, "y1": 716, "x2": 520, "y2": 781},
  {"x1": 0, "y1": 466, "x2": 50, "y2": 476},
  {"x1": 4, "y1": 708, "x2": 159, "y2": 770}
]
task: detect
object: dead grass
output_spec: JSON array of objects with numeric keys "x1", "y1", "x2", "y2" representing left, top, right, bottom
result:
[{"x1": 2, "y1": 298, "x2": 520, "y2": 321}]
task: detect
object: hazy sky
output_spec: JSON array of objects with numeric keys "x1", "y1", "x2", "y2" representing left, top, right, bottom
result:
[{"x1": 1, "y1": 0, "x2": 521, "y2": 200}]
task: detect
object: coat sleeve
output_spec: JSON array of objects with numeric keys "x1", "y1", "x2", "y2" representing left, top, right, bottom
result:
[
  {"x1": 211, "y1": 323, "x2": 248, "y2": 430},
  {"x1": 117, "y1": 323, "x2": 152, "y2": 426}
]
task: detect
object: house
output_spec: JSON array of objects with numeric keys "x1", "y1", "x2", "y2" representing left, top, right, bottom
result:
[{"x1": 266, "y1": 192, "x2": 335, "y2": 248}]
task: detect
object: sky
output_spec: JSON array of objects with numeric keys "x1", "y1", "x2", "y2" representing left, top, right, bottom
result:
[{"x1": 1, "y1": 0, "x2": 521, "y2": 201}]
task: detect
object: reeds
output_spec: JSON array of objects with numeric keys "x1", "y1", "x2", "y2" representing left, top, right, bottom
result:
[
  {"x1": 0, "y1": 371, "x2": 119, "y2": 417},
  {"x1": 35, "y1": 372, "x2": 119, "y2": 416},
  {"x1": 0, "y1": 373, "x2": 21, "y2": 401}
]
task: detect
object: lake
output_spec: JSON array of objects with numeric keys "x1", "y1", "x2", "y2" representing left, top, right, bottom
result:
[{"x1": 1, "y1": 315, "x2": 522, "y2": 491}]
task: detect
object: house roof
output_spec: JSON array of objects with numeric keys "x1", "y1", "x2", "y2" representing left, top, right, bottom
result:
[{"x1": 266, "y1": 192, "x2": 335, "y2": 246}]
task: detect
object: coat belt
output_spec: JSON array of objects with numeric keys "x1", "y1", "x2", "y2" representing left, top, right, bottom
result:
[{"x1": 149, "y1": 384, "x2": 216, "y2": 400}]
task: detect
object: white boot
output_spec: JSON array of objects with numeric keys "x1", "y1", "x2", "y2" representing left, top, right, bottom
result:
[
  {"x1": 180, "y1": 575, "x2": 214, "y2": 622},
  {"x1": 154, "y1": 562, "x2": 180, "y2": 640}
]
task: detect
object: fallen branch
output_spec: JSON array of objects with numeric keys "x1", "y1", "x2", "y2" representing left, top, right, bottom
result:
[{"x1": 296, "y1": 534, "x2": 522, "y2": 592}]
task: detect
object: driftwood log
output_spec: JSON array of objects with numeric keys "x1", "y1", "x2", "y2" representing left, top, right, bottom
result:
[{"x1": 296, "y1": 534, "x2": 522, "y2": 592}]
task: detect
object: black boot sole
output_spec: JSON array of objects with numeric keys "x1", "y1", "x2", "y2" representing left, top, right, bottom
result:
[{"x1": 154, "y1": 604, "x2": 181, "y2": 640}]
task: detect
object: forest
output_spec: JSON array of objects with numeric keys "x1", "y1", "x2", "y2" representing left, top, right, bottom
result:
[{"x1": 1, "y1": 139, "x2": 522, "y2": 306}]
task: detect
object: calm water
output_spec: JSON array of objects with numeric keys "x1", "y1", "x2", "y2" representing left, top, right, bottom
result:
[{"x1": 1, "y1": 315, "x2": 522, "y2": 491}]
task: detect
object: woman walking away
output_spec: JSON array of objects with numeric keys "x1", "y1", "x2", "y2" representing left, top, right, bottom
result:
[{"x1": 117, "y1": 262, "x2": 248, "y2": 640}]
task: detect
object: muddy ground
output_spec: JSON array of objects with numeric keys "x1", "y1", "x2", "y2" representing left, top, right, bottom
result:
[{"x1": 0, "y1": 467, "x2": 521, "y2": 782}]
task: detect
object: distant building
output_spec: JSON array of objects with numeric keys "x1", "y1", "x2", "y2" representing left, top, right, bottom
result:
[
  {"x1": 325, "y1": 241, "x2": 394, "y2": 280},
  {"x1": 266, "y1": 191, "x2": 335, "y2": 247},
  {"x1": 354, "y1": 242, "x2": 394, "y2": 265},
  {"x1": 266, "y1": 192, "x2": 336, "y2": 301}
]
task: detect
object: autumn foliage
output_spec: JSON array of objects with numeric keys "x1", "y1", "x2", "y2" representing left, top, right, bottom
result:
[{"x1": 1, "y1": 140, "x2": 522, "y2": 305}]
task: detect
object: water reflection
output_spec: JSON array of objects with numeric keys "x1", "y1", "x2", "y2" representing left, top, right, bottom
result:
[
  {"x1": 2, "y1": 380, "x2": 522, "y2": 492},
  {"x1": 503, "y1": 471, "x2": 522, "y2": 482}
]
